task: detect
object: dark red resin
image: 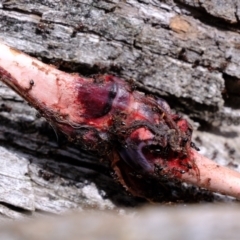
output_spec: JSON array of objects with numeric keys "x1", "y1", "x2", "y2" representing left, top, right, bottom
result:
[{"x1": 54, "y1": 75, "x2": 196, "y2": 200}]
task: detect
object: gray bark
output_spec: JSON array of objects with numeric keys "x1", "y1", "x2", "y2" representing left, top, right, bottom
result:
[{"x1": 0, "y1": 0, "x2": 240, "y2": 220}]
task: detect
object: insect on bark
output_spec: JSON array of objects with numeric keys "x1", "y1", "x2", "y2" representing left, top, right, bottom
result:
[{"x1": 1, "y1": 42, "x2": 240, "y2": 201}]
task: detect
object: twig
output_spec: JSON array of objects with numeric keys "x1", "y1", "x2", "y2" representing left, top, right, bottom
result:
[{"x1": 1, "y1": 42, "x2": 240, "y2": 200}]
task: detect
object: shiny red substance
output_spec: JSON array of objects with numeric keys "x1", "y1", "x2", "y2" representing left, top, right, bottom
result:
[
  {"x1": 2, "y1": 42, "x2": 240, "y2": 201},
  {"x1": 0, "y1": 41, "x2": 196, "y2": 200},
  {"x1": 54, "y1": 75, "x2": 197, "y2": 200}
]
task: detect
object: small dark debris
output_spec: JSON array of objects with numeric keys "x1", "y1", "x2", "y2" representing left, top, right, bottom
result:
[
  {"x1": 0, "y1": 103, "x2": 12, "y2": 112},
  {"x1": 227, "y1": 162, "x2": 238, "y2": 168},
  {"x1": 35, "y1": 112, "x2": 41, "y2": 118},
  {"x1": 190, "y1": 142, "x2": 200, "y2": 151},
  {"x1": 212, "y1": 150, "x2": 218, "y2": 160},
  {"x1": 38, "y1": 169, "x2": 55, "y2": 182},
  {"x1": 29, "y1": 79, "x2": 34, "y2": 86},
  {"x1": 224, "y1": 142, "x2": 235, "y2": 155}
]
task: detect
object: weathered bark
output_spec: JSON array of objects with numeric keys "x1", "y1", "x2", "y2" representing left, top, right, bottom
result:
[{"x1": 0, "y1": 0, "x2": 240, "y2": 219}]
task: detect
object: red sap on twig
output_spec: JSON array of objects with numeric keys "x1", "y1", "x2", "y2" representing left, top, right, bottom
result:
[{"x1": 1, "y1": 42, "x2": 240, "y2": 201}]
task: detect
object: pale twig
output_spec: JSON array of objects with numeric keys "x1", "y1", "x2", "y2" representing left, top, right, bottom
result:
[{"x1": 1, "y1": 42, "x2": 240, "y2": 200}]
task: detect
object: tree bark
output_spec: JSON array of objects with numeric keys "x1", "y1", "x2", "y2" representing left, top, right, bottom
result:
[{"x1": 0, "y1": 0, "x2": 240, "y2": 219}]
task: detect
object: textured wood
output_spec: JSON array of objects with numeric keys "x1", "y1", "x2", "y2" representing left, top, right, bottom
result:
[
  {"x1": 0, "y1": 0, "x2": 240, "y2": 219},
  {"x1": 1, "y1": 0, "x2": 240, "y2": 122}
]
